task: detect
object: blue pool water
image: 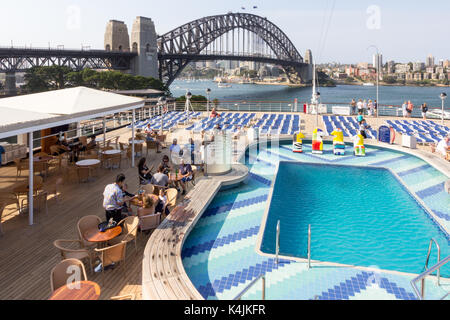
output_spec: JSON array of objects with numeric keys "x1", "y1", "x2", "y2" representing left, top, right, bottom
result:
[{"x1": 261, "y1": 162, "x2": 450, "y2": 277}]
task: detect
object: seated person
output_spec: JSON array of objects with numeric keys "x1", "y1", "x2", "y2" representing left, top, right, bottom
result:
[
  {"x1": 161, "y1": 155, "x2": 172, "y2": 175},
  {"x1": 150, "y1": 165, "x2": 170, "y2": 188},
  {"x1": 138, "y1": 158, "x2": 153, "y2": 184},
  {"x1": 357, "y1": 114, "x2": 364, "y2": 124},
  {"x1": 358, "y1": 119, "x2": 370, "y2": 139},
  {"x1": 135, "y1": 129, "x2": 146, "y2": 141},
  {"x1": 179, "y1": 159, "x2": 193, "y2": 196},
  {"x1": 137, "y1": 194, "x2": 159, "y2": 218},
  {"x1": 210, "y1": 108, "x2": 221, "y2": 118},
  {"x1": 145, "y1": 124, "x2": 162, "y2": 153},
  {"x1": 436, "y1": 136, "x2": 450, "y2": 158},
  {"x1": 155, "y1": 188, "x2": 171, "y2": 216}
]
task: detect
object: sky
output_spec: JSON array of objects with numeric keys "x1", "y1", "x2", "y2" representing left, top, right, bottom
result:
[{"x1": 1, "y1": 0, "x2": 449, "y2": 64}]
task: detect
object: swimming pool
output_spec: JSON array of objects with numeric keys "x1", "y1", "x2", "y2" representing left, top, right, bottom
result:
[
  {"x1": 182, "y1": 141, "x2": 450, "y2": 300},
  {"x1": 259, "y1": 162, "x2": 450, "y2": 277}
]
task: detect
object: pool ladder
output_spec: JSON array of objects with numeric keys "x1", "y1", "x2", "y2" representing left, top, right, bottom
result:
[
  {"x1": 275, "y1": 221, "x2": 311, "y2": 269},
  {"x1": 411, "y1": 238, "x2": 450, "y2": 300}
]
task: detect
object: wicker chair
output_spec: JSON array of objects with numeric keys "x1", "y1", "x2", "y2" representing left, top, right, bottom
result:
[
  {"x1": 50, "y1": 258, "x2": 88, "y2": 292},
  {"x1": 108, "y1": 216, "x2": 139, "y2": 251},
  {"x1": 94, "y1": 242, "x2": 127, "y2": 285},
  {"x1": 53, "y1": 239, "x2": 95, "y2": 274},
  {"x1": 166, "y1": 188, "x2": 178, "y2": 211},
  {"x1": 0, "y1": 194, "x2": 20, "y2": 235},
  {"x1": 14, "y1": 158, "x2": 28, "y2": 179},
  {"x1": 138, "y1": 212, "x2": 161, "y2": 233},
  {"x1": 77, "y1": 215, "x2": 102, "y2": 249}
]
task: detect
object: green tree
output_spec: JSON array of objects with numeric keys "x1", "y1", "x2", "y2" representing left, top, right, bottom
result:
[{"x1": 383, "y1": 76, "x2": 397, "y2": 84}]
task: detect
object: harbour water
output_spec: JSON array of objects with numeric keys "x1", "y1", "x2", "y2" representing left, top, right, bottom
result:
[{"x1": 170, "y1": 80, "x2": 450, "y2": 109}]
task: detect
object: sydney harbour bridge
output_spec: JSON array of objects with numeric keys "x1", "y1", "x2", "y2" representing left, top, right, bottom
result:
[{"x1": 0, "y1": 12, "x2": 312, "y2": 93}]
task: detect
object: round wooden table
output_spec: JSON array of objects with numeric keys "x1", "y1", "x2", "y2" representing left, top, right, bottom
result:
[
  {"x1": 102, "y1": 149, "x2": 121, "y2": 155},
  {"x1": 83, "y1": 226, "x2": 122, "y2": 243},
  {"x1": 129, "y1": 140, "x2": 145, "y2": 145},
  {"x1": 76, "y1": 159, "x2": 101, "y2": 167},
  {"x1": 49, "y1": 281, "x2": 101, "y2": 300}
]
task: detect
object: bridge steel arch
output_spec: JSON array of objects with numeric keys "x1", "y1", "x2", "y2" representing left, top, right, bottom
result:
[{"x1": 157, "y1": 13, "x2": 311, "y2": 86}]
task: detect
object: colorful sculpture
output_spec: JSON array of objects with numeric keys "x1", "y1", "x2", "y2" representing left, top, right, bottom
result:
[
  {"x1": 312, "y1": 128, "x2": 324, "y2": 154},
  {"x1": 353, "y1": 133, "x2": 366, "y2": 156},
  {"x1": 331, "y1": 128, "x2": 346, "y2": 155},
  {"x1": 293, "y1": 132, "x2": 305, "y2": 153}
]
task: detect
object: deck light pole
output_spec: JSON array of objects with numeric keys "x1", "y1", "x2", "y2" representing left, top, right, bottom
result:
[
  {"x1": 440, "y1": 93, "x2": 447, "y2": 126},
  {"x1": 367, "y1": 45, "x2": 380, "y2": 139},
  {"x1": 206, "y1": 88, "x2": 211, "y2": 114},
  {"x1": 158, "y1": 96, "x2": 167, "y2": 135}
]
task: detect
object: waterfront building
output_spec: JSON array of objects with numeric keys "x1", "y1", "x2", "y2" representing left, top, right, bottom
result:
[
  {"x1": 439, "y1": 59, "x2": 444, "y2": 67},
  {"x1": 426, "y1": 54, "x2": 435, "y2": 67},
  {"x1": 423, "y1": 73, "x2": 431, "y2": 80},
  {"x1": 426, "y1": 67, "x2": 435, "y2": 74},
  {"x1": 395, "y1": 63, "x2": 411, "y2": 73},
  {"x1": 444, "y1": 60, "x2": 450, "y2": 68},
  {"x1": 413, "y1": 62, "x2": 425, "y2": 72},
  {"x1": 436, "y1": 67, "x2": 445, "y2": 74},
  {"x1": 413, "y1": 73, "x2": 423, "y2": 81},
  {"x1": 373, "y1": 53, "x2": 383, "y2": 72},
  {"x1": 387, "y1": 60, "x2": 395, "y2": 74}
]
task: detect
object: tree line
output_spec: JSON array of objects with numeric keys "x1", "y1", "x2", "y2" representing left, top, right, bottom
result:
[{"x1": 22, "y1": 66, "x2": 171, "y2": 95}]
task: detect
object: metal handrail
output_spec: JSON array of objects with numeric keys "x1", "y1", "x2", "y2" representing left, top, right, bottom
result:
[
  {"x1": 275, "y1": 220, "x2": 280, "y2": 264},
  {"x1": 414, "y1": 238, "x2": 442, "y2": 299},
  {"x1": 307, "y1": 224, "x2": 311, "y2": 269},
  {"x1": 411, "y1": 255, "x2": 450, "y2": 300},
  {"x1": 424, "y1": 238, "x2": 441, "y2": 285},
  {"x1": 234, "y1": 274, "x2": 266, "y2": 300}
]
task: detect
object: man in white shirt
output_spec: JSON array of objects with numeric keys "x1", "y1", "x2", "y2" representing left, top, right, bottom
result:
[
  {"x1": 436, "y1": 136, "x2": 450, "y2": 158},
  {"x1": 357, "y1": 99, "x2": 363, "y2": 115}
]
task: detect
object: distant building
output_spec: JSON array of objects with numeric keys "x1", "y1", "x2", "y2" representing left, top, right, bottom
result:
[
  {"x1": 373, "y1": 53, "x2": 383, "y2": 71},
  {"x1": 387, "y1": 60, "x2": 395, "y2": 74},
  {"x1": 345, "y1": 66, "x2": 359, "y2": 77},
  {"x1": 395, "y1": 64, "x2": 411, "y2": 73},
  {"x1": 413, "y1": 62, "x2": 425, "y2": 72},
  {"x1": 436, "y1": 67, "x2": 445, "y2": 74},
  {"x1": 413, "y1": 73, "x2": 423, "y2": 81},
  {"x1": 423, "y1": 73, "x2": 431, "y2": 80},
  {"x1": 426, "y1": 67, "x2": 435, "y2": 74},
  {"x1": 444, "y1": 60, "x2": 450, "y2": 69},
  {"x1": 439, "y1": 59, "x2": 444, "y2": 67},
  {"x1": 357, "y1": 62, "x2": 371, "y2": 69},
  {"x1": 426, "y1": 54, "x2": 435, "y2": 67},
  {"x1": 206, "y1": 61, "x2": 217, "y2": 69}
]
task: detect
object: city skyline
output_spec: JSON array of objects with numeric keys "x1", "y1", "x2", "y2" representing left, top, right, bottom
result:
[{"x1": 1, "y1": 0, "x2": 449, "y2": 64}]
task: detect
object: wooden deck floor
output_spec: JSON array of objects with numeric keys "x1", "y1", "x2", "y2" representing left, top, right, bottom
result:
[{"x1": 0, "y1": 135, "x2": 189, "y2": 300}]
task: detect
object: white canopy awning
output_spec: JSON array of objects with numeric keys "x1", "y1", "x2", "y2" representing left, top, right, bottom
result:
[
  {"x1": 0, "y1": 86, "x2": 145, "y2": 139},
  {"x1": 0, "y1": 106, "x2": 57, "y2": 129}
]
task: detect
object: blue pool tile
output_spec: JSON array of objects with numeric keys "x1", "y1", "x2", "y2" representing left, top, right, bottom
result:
[{"x1": 416, "y1": 182, "x2": 445, "y2": 199}]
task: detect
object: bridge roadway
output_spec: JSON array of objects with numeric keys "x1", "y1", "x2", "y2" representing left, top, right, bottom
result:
[{"x1": 0, "y1": 47, "x2": 137, "y2": 72}]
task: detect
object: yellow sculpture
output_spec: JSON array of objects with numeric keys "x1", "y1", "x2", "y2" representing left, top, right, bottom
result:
[
  {"x1": 312, "y1": 128, "x2": 324, "y2": 154},
  {"x1": 353, "y1": 133, "x2": 366, "y2": 156},
  {"x1": 293, "y1": 132, "x2": 305, "y2": 153},
  {"x1": 331, "y1": 128, "x2": 345, "y2": 155}
]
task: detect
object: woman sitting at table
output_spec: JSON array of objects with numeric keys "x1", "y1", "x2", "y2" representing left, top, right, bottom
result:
[
  {"x1": 155, "y1": 188, "x2": 170, "y2": 216},
  {"x1": 145, "y1": 124, "x2": 162, "y2": 153},
  {"x1": 138, "y1": 158, "x2": 153, "y2": 185},
  {"x1": 160, "y1": 155, "x2": 172, "y2": 175},
  {"x1": 137, "y1": 194, "x2": 158, "y2": 218}
]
